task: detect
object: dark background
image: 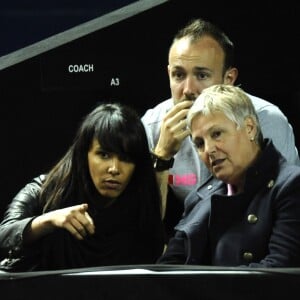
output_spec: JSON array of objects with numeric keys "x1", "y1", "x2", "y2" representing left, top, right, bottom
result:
[
  {"x1": 0, "y1": 0, "x2": 138, "y2": 57},
  {"x1": 0, "y1": 0, "x2": 299, "y2": 218}
]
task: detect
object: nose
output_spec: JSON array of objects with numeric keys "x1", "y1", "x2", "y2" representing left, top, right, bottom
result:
[
  {"x1": 183, "y1": 76, "x2": 199, "y2": 100},
  {"x1": 204, "y1": 139, "x2": 217, "y2": 156},
  {"x1": 108, "y1": 157, "x2": 120, "y2": 175}
]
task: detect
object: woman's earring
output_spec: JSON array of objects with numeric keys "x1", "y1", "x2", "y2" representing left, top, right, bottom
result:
[{"x1": 250, "y1": 137, "x2": 254, "y2": 141}]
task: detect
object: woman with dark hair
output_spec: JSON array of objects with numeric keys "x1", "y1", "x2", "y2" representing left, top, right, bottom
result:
[{"x1": 0, "y1": 103, "x2": 165, "y2": 271}]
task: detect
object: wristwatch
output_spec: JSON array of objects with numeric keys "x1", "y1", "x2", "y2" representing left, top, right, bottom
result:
[{"x1": 151, "y1": 152, "x2": 174, "y2": 171}]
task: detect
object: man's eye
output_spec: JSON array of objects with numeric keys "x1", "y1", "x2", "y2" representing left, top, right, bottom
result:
[
  {"x1": 172, "y1": 71, "x2": 185, "y2": 81},
  {"x1": 196, "y1": 72, "x2": 209, "y2": 80}
]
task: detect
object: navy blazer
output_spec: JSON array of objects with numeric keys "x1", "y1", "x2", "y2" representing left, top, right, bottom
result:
[{"x1": 158, "y1": 139, "x2": 300, "y2": 267}]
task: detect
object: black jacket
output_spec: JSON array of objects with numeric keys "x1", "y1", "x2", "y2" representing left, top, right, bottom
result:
[
  {"x1": 0, "y1": 175, "x2": 164, "y2": 270},
  {"x1": 158, "y1": 140, "x2": 300, "y2": 267}
]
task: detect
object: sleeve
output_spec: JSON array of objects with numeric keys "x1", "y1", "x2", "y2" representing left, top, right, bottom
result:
[
  {"x1": 257, "y1": 105, "x2": 300, "y2": 165},
  {"x1": 0, "y1": 176, "x2": 44, "y2": 257},
  {"x1": 141, "y1": 108, "x2": 157, "y2": 150},
  {"x1": 248, "y1": 170, "x2": 300, "y2": 267},
  {"x1": 156, "y1": 230, "x2": 188, "y2": 264}
]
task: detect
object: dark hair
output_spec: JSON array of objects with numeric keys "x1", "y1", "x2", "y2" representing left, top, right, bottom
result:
[
  {"x1": 40, "y1": 103, "x2": 161, "y2": 223},
  {"x1": 173, "y1": 18, "x2": 234, "y2": 75}
]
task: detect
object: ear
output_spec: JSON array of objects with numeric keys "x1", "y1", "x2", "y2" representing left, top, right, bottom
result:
[
  {"x1": 224, "y1": 67, "x2": 238, "y2": 85},
  {"x1": 244, "y1": 117, "x2": 257, "y2": 140},
  {"x1": 167, "y1": 64, "x2": 171, "y2": 77}
]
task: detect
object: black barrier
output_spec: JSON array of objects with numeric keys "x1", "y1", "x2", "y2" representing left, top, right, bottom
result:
[{"x1": 0, "y1": 265, "x2": 300, "y2": 300}]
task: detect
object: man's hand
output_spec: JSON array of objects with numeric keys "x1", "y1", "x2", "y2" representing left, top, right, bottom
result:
[{"x1": 155, "y1": 100, "x2": 194, "y2": 158}]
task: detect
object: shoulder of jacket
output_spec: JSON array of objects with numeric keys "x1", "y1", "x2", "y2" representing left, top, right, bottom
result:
[
  {"x1": 32, "y1": 174, "x2": 46, "y2": 185},
  {"x1": 142, "y1": 99, "x2": 172, "y2": 117},
  {"x1": 183, "y1": 176, "x2": 221, "y2": 210}
]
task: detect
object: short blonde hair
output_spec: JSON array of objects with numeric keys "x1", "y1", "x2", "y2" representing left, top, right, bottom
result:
[{"x1": 187, "y1": 84, "x2": 262, "y2": 144}]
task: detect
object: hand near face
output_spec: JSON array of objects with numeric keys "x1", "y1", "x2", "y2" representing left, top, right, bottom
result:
[{"x1": 155, "y1": 100, "x2": 193, "y2": 158}]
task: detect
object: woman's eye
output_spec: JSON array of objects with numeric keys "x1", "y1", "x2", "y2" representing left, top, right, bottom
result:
[
  {"x1": 98, "y1": 151, "x2": 110, "y2": 159},
  {"x1": 212, "y1": 131, "x2": 221, "y2": 139},
  {"x1": 119, "y1": 154, "x2": 134, "y2": 163}
]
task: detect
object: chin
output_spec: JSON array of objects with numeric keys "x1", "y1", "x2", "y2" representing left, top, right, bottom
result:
[
  {"x1": 99, "y1": 189, "x2": 121, "y2": 199},
  {"x1": 214, "y1": 172, "x2": 227, "y2": 181},
  {"x1": 107, "y1": 192, "x2": 122, "y2": 198}
]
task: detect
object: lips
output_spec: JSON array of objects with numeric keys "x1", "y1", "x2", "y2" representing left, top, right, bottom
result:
[
  {"x1": 103, "y1": 180, "x2": 122, "y2": 190},
  {"x1": 211, "y1": 158, "x2": 225, "y2": 167}
]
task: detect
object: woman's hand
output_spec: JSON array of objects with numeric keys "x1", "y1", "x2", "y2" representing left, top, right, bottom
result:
[
  {"x1": 47, "y1": 203, "x2": 95, "y2": 240},
  {"x1": 25, "y1": 204, "x2": 95, "y2": 243}
]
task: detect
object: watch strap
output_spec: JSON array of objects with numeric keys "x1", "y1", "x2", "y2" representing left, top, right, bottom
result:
[{"x1": 151, "y1": 152, "x2": 174, "y2": 171}]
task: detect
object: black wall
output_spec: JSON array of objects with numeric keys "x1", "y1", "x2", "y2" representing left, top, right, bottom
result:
[
  {"x1": 0, "y1": 1, "x2": 137, "y2": 57},
  {"x1": 1, "y1": 0, "x2": 299, "y2": 218}
]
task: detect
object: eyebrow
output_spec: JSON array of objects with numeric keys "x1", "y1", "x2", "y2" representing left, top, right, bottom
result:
[
  {"x1": 193, "y1": 66, "x2": 211, "y2": 72},
  {"x1": 170, "y1": 65, "x2": 211, "y2": 72}
]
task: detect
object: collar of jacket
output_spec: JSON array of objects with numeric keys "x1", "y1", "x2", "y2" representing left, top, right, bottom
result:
[{"x1": 175, "y1": 138, "x2": 282, "y2": 231}]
